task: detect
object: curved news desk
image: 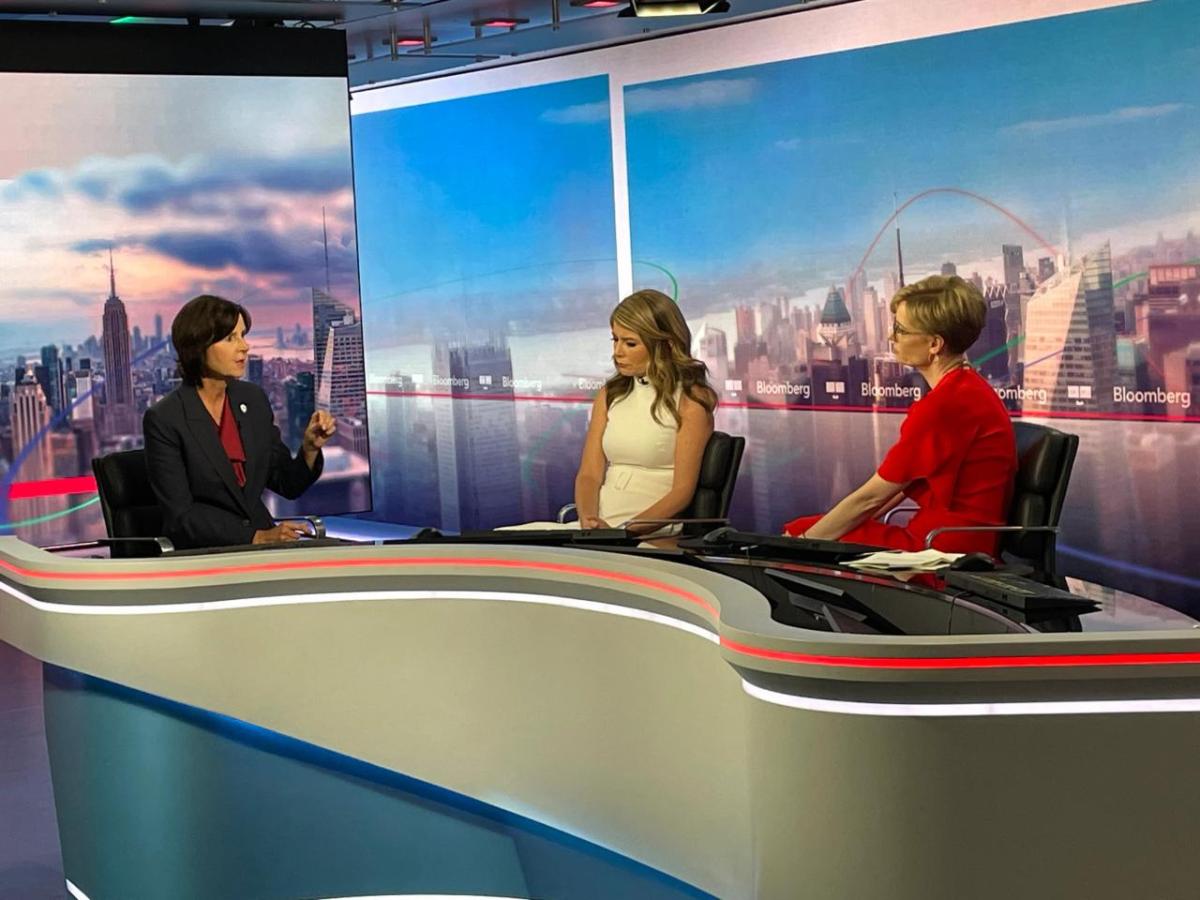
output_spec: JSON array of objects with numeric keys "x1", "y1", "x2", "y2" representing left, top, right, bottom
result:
[{"x1": 1, "y1": 535, "x2": 1199, "y2": 900}]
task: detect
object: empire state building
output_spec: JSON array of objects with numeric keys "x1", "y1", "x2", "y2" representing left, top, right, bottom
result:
[{"x1": 101, "y1": 250, "x2": 135, "y2": 435}]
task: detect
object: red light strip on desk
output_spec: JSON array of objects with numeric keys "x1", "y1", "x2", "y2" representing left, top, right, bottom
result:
[
  {"x1": 4, "y1": 555, "x2": 1199, "y2": 672},
  {"x1": 0, "y1": 555, "x2": 718, "y2": 617},
  {"x1": 720, "y1": 637, "x2": 1200, "y2": 670}
]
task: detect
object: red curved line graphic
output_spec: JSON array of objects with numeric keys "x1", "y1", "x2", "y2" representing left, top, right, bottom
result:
[{"x1": 851, "y1": 187, "x2": 1061, "y2": 286}]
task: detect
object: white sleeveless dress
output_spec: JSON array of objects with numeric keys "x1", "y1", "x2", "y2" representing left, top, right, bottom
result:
[{"x1": 598, "y1": 379, "x2": 677, "y2": 526}]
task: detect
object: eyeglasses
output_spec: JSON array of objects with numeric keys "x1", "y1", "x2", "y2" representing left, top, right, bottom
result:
[{"x1": 890, "y1": 319, "x2": 926, "y2": 338}]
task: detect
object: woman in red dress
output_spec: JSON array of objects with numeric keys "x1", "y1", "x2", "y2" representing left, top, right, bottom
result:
[{"x1": 783, "y1": 275, "x2": 1016, "y2": 556}]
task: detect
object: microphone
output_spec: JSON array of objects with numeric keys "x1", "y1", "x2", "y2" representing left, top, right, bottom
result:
[{"x1": 636, "y1": 376, "x2": 649, "y2": 385}]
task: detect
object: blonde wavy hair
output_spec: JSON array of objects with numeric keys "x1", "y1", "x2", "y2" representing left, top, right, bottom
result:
[{"x1": 604, "y1": 289, "x2": 717, "y2": 427}]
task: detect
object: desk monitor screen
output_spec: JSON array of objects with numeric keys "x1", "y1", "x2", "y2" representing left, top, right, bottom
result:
[{"x1": 0, "y1": 23, "x2": 370, "y2": 547}]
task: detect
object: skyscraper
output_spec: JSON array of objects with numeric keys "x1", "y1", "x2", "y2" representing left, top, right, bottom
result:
[
  {"x1": 312, "y1": 288, "x2": 355, "y2": 389},
  {"x1": 11, "y1": 373, "x2": 51, "y2": 478},
  {"x1": 39, "y1": 345, "x2": 65, "y2": 417},
  {"x1": 818, "y1": 286, "x2": 855, "y2": 353},
  {"x1": 70, "y1": 369, "x2": 95, "y2": 422},
  {"x1": 154, "y1": 312, "x2": 164, "y2": 346},
  {"x1": 432, "y1": 340, "x2": 522, "y2": 531},
  {"x1": 862, "y1": 286, "x2": 883, "y2": 354},
  {"x1": 1002, "y1": 244, "x2": 1024, "y2": 291},
  {"x1": 100, "y1": 251, "x2": 135, "y2": 437},
  {"x1": 1001, "y1": 244, "x2": 1026, "y2": 378},
  {"x1": 697, "y1": 324, "x2": 729, "y2": 388},
  {"x1": 285, "y1": 372, "x2": 315, "y2": 448},
  {"x1": 847, "y1": 270, "x2": 868, "y2": 345},
  {"x1": 1021, "y1": 244, "x2": 1117, "y2": 413},
  {"x1": 10, "y1": 374, "x2": 58, "y2": 543},
  {"x1": 317, "y1": 319, "x2": 366, "y2": 421},
  {"x1": 734, "y1": 305, "x2": 757, "y2": 343},
  {"x1": 977, "y1": 284, "x2": 1010, "y2": 382}
]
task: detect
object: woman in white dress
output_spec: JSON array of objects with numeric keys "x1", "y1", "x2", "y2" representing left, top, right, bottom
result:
[{"x1": 574, "y1": 289, "x2": 717, "y2": 536}]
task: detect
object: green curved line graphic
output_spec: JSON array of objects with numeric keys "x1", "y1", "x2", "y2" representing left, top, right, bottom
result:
[
  {"x1": 1, "y1": 495, "x2": 101, "y2": 530},
  {"x1": 1113, "y1": 257, "x2": 1200, "y2": 291},
  {"x1": 633, "y1": 260, "x2": 679, "y2": 302}
]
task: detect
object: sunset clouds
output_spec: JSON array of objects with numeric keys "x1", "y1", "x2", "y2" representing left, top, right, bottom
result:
[{"x1": 0, "y1": 73, "x2": 358, "y2": 349}]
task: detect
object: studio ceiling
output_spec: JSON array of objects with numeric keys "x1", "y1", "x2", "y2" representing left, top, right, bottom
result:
[{"x1": 0, "y1": 0, "x2": 857, "y2": 87}]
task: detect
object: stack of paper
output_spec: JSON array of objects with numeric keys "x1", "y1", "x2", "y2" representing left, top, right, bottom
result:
[{"x1": 842, "y1": 548, "x2": 964, "y2": 572}]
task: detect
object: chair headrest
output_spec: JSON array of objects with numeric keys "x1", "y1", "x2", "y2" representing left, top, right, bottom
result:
[
  {"x1": 93, "y1": 450, "x2": 157, "y2": 510},
  {"x1": 697, "y1": 431, "x2": 734, "y2": 489},
  {"x1": 1014, "y1": 422, "x2": 1069, "y2": 495}
]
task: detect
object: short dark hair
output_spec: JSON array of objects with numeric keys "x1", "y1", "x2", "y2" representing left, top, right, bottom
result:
[
  {"x1": 171, "y1": 295, "x2": 252, "y2": 385},
  {"x1": 889, "y1": 275, "x2": 987, "y2": 355}
]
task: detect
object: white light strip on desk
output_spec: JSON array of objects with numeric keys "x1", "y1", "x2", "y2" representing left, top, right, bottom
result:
[
  {"x1": 743, "y1": 680, "x2": 1200, "y2": 718},
  {"x1": 15, "y1": 580, "x2": 1200, "y2": 720},
  {"x1": 0, "y1": 581, "x2": 717, "y2": 642},
  {"x1": 68, "y1": 884, "x2": 524, "y2": 900}
]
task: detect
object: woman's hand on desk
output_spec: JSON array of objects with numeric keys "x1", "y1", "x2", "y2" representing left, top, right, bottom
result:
[
  {"x1": 581, "y1": 515, "x2": 611, "y2": 530},
  {"x1": 253, "y1": 522, "x2": 306, "y2": 544}
]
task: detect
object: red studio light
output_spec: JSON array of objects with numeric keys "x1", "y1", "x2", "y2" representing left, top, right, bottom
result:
[
  {"x1": 471, "y1": 17, "x2": 529, "y2": 27},
  {"x1": 576, "y1": 0, "x2": 621, "y2": 6}
]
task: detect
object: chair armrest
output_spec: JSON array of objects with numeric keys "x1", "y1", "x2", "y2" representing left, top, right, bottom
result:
[
  {"x1": 275, "y1": 516, "x2": 326, "y2": 539},
  {"x1": 623, "y1": 517, "x2": 729, "y2": 534},
  {"x1": 922, "y1": 524, "x2": 1059, "y2": 550},
  {"x1": 882, "y1": 503, "x2": 918, "y2": 525},
  {"x1": 556, "y1": 503, "x2": 577, "y2": 524},
  {"x1": 42, "y1": 536, "x2": 175, "y2": 556}
]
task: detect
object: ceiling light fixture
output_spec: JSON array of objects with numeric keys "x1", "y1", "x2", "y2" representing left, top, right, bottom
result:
[
  {"x1": 618, "y1": 0, "x2": 729, "y2": 15},
  {"x1": 470, "y1": 16, "x2": 529, "y2": 28},
  {"x1": 383, "y1": 35, "x2": 434, "y2": 47}
]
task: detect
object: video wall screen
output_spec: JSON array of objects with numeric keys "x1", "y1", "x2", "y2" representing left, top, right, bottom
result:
[
  {"x1": 353, "y1": 76, "x2": 619, "y2": 532},
  {"x1": 352, "y1": 0, "x2": 1200, "y2": 610},
  {"x1": 0, "y1": 24, "x2": 369, "y2": 547}
]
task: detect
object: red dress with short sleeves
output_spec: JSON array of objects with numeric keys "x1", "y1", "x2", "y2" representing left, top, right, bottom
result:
[{"x1": 783, "y1": 367, "x2": 1017, "y2": 555}]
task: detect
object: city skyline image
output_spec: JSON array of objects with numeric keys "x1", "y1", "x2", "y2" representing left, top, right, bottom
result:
[
  {"x1": 621, "y1": 0, "x2": 1199, "y2": 605},
  {"x1": 0, "y1": 72, "x2": 370, "y2": 544}
]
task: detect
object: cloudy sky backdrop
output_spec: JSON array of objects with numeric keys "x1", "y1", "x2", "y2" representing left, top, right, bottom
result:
[{"x1": 0, "y1": 73, "x2": 358, "y2": 351}]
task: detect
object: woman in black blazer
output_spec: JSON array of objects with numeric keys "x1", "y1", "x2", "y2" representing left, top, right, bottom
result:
[{"x1": 143, "y1": 295, "x2": 336, "y2": 549}]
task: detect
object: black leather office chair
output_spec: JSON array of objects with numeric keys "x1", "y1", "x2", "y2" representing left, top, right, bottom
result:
[
  {"x1": 558, "y1": 430, "x2": 746, "y2": 534},
  {"x1": 890, "y1": 421, "x2": 1079, "y2": 576},
  {"x1": 90, "y1": 449, "x2": 327, "y2": 556},
  {"x1": 676, "y1": 431, "x2": 746, "y2": 535},
  {"x1": 92, "y1": 449, "x2": 174, "y2": 557}
]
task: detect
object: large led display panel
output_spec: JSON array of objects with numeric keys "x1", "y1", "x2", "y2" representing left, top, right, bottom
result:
[
  {"x1": 0, "y1": 24, "x2": 369, "y2": 547},
  {"x1": 623, "y1": 0, "x2": 1200, "y2": 607},
  {"x1": 353, "y1": 76, "x2": 619, "y2": 531},
  {"x1": 353, "y1": 0, "x2": 1198, "y2": 609}
]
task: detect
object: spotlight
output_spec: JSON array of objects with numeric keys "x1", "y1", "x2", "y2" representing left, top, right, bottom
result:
[{"x1": 618, "y1": 0, "x2": 729, "y2": 15}]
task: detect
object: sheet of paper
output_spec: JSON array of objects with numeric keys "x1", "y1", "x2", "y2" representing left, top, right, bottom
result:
[{"x1": 842, "y1": 548, "x2": 965, "y2": 572}]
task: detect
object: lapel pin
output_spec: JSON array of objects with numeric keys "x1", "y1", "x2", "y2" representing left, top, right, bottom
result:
[{"x1": 239, "y1": 403, "x2": 248, "y2": 414}]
